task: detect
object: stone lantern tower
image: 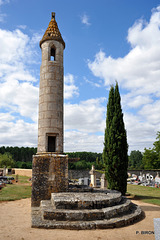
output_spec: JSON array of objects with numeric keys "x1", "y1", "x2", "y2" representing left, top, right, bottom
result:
[
  {"x1": 38, "y1": 12, "x2": 65, "y2": 153},
  {"x1": 31, "y1": 13, "x2": 68, "y2": 208}
]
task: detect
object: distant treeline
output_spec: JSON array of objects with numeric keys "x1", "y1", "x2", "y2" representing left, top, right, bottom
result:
[
  {"x1": 67, "y1": 152, "x2": 104, "y2": 170},
  {"x1": 0, "y1": 147, "x2": 103, "y2": 170},
  {"x1": 1, "y1": 145, "x2": 159, "y2": 170},
  {"x1": 0, "y1": 146, "x2": 37, "y2": 169}
]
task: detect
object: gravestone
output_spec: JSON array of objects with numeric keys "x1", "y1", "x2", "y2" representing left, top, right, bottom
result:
[{"x1": 101, "y1": 173, "x2": 108, "y2": 188}]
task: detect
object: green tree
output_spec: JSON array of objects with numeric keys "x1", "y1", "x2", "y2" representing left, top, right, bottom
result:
[
  {"x1": 103, "y1": 82, "x2": 128, "y2": 195},
  {"x1": 0, "y1": 146, "x2": 37, "y2": 164},
  {"x1": 142, "y1": 132, "x2": 160, "y2": 169},
  {"x1": 0, "y1": 152, "x2": 15, "y2": 168},
  {"x1": 153, "y1": 132, "x2": 160, "y2": 157},
  {"x1": 129, "y1": 150, "x2": 143, "y2": 169},
  {"x1": 142, "y1": 148, "x2": 158, "y2": 169},
  {"x1": 67, "y1": 152, "x2": 103, "y2": 170}
]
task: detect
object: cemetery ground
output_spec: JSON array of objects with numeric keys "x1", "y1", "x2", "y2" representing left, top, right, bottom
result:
[
  {"x1": 0, "y1": 180, "x2": 160, "y2": 240},
  {"x1": 0, "y1": 175, "x2": 31, "y2": 201},
  {"x1": 127, "y1": 184, "x2": 160, "y2": 206},
  {"x1": 0, "y1": 197, "x2": 159, "y2": 240},
  {"x1": 1, "y1": 176, "x2": 160, "y2": 205}
]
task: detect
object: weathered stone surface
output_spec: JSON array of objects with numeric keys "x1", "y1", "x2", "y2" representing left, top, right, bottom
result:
[
  {"x1": 31, "y1": 198, "x2": 144, "y2": 229},
  {"x1": 31, "y1": 188, "x2": 144, "y2": 229},
  {"x1": 31, "y1": 154, "x2": 68, "y2": 207},
  {"x1": 41, "y1": 197, "x2": 131, "y2": 221},
  {"x1": 38, "y1": 38, "x2": 64, "y2": 153},
  {"x1": 51, "y1": 191, "x2": 121, "y2": 209}
]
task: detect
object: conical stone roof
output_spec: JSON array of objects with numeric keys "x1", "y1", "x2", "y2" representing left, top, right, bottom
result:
[{"x1": 40, "y1": 12, "x2": 65, "y2": 48}]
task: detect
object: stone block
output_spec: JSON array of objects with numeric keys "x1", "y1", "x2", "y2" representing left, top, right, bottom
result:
[
  {"x1": 43, "y1": 119, "x2": 51, "y2": 128},
  {"x1": 45, "y1": 73, "x2": 53, "y2": 80},
  {"x1": 39, "y1": 102, "x2": 47, "y2": 112},
  {"x1": 44, "y1": 94, "x2": 54, "y2": 102},
  {"x1": 47, "y1": 102, "x2": 57, "y2": 111},
  {"x1": 31, "y1": 154, "x2": 68, "y2": 207},
  {"x1": 48, "y1": 79, "x2": 57, "y2": 87},
  {"x1": 51, "y1": 119, "x2": 58, "y2": 127},
  {"x1": 45, "y1": 87, "x2": 51, "y2": 94},
  {"x1": 39, "y1": 95, "x2": 44, "y2": 104}
]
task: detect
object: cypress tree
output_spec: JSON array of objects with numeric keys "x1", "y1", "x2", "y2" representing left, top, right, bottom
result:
[{"x1": 103, "y1": 82, "x2": 128, "y2": 195}]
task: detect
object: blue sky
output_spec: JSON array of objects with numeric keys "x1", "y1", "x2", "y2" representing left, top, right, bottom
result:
[{"x1": 0, "y1": 0, "x2": 160, "y2": 153}]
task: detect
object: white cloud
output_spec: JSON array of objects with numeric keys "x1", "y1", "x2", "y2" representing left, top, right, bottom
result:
[
  {"x1": 0, "y1": 28, "x2": 39, "y2": 122},
  {"x1": 0, "y1": 27, "x2": 39, "y2": 147},
  {"x1": 121, "y1": 93, "x2": 153, "y2": 109},
  {"x1": 124, "y1": 112, "x2": 157, "y2": 152},
  {"x1": 88, "y1": 6, "x2": 160, "y2": 98},
  {"x1": 81, "y1": 13, "x2": 91, "y2": 26},
  {"x1": 17, "y1": 25, "x2": 27, "y2": 30},
  {"x1": 64, "y1": 98, "x2": 106, "y2": 133},
  {"x1": 0, "y1": 118, "x2": 37, "y2": 147},
  {"x1": 138, "y1": 100, "x2": 160, "y2": 125},
  {"x1": 64, "y1": 97, "x2": 106, "y2": 152},
  {"x1": 84, "y1": 76, "x2": 101, "y2": 88},
  {"x1": 64, "y1": 131, "x2": 103, "y2": 153},
  {"x1": 88, "y1": 6, "x2": 160, "y2": 152},
  {"x1": 0, "y1": 80, "x2": 39, "y2": 122},
  {"x1": 64, "y1": 74, "x2": 79, "y2": 99},
  {"x1": 0, "y1": 112, "x2": 15, "y2": 121},
  {"x1": 0, "y1": 29, "x2": 33, "y2": 63}
]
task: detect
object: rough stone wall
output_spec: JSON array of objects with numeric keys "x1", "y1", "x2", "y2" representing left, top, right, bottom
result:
[
  {"x1": 38, "y1": 40, "x2": 64, "y2": 153},
  {"x1": 31, "y1": 153, "x2": 68, "y2": 207},
  {"x1": 12, "y1": 169, "x2": 160, "y2": 179},
  {"x1": 68, "y1": 170, "x2": 102, "y2": 179}
]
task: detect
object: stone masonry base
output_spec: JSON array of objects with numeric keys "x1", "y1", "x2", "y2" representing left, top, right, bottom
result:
[
  {"x1": 31, "y1": 188, "x2": 144, "y2": 229},
  {"x1": 31, "y1": 153, "x2": 68, "y2": 207}
]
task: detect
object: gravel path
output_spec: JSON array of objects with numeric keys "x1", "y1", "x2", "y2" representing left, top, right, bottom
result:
[{"x1": 0, "y1": 198, "x2": 159, "y2": 240}]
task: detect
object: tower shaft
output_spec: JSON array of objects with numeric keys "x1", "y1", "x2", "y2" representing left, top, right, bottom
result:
[{"x1": 37, "y1": 13, "x2": 65, "y2": 153}]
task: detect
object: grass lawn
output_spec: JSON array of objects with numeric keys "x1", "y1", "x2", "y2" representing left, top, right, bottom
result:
[
  {"x1": 0, "y1": 185, "x2": 31, "y2": 201},
  {"x1": 14, "y1": 175, "x2": 31, "y2": 184},
  {"x1": 1, "y1": 176, "x2": 160, "y2": 204},
  {"x1": 127, "y1": 184, "x2": 160, "y2": 206},
  {"x1": 0, "y1": 175, "x2": 31, "y2": 201}
]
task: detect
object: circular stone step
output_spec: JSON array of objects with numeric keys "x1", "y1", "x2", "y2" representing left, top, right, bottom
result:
[
  {"x1": 42, "y1": 197, "x2": 131, "y2": 221},
  {"x1": 32, "y1": 204, "x2": 144, "y2": 230},
  {"x1": 51, "y1": 190, "x2": 122, "y2": 209}
]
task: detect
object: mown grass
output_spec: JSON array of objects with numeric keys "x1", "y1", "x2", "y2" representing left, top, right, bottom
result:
[
  {"x1": 0, "y1": 184, "x2": 31, "y2": 201},
  {"x1": 14, "y1": 175, "x2": 31, "y2": 184},
  {"x1": 127, "y1": 184, "x2": 160, "y2": 206},
  {"x1": 1, "y1": 176, "x2": 160, "y2": 204},
  {"x1": 0, "y1": 175, "x2": 31, "y2": 201}
]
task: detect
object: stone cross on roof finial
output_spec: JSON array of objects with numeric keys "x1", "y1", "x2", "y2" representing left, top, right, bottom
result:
[{"x1": 52, "y1": 12, "x2": 55, "y2": 20}]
